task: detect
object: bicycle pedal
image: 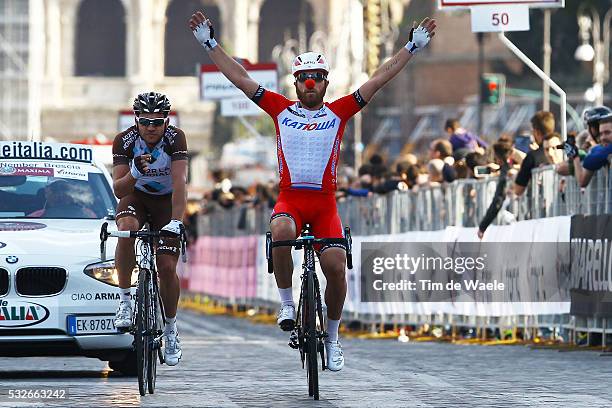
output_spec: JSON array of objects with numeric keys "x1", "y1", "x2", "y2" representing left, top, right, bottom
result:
[
  {"x1": 116, "y1": 326, "x2": 131, "y2": 334},
  {"x1": 288, "y1": 331, "x2": 299, "y2": 349}
]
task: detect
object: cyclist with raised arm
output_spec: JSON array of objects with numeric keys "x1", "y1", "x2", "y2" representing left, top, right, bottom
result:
[
  {"x1": 189, "y1": 12, "x2": 436, "y2": 371},
  {"x1": 112, "y1": 92, "x2": 188, "y2": 366}
]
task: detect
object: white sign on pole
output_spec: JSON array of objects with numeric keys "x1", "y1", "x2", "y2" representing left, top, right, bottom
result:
[
  {"x1": 470, "y1": 4, "x2": 530, "y2": 32},
  {"x1": 200, "y1": 62, "x2": 278, "y2": 100},
  {"x1": 439, "y1": 0, "x2": 563, "y2": 9},
  {"x1": 220, "y1": 96, "x2": 265, "y2": 117}
]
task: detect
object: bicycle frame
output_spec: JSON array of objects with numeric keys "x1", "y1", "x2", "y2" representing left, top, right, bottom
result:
[
  {"x1": 99, "y1": 222, "x2": 187, "y2": 396},
  {"x1": 266, "y1": 225, "x2": 352, "y2": 400}
]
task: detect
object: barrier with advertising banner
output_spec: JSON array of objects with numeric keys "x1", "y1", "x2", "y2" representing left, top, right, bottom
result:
[
  {"x1": 569, "y1": 214, "x2": 612, "y2": 318},
  {"x1": 186, "y1": 216, "x2": 572, "y2": 319}
]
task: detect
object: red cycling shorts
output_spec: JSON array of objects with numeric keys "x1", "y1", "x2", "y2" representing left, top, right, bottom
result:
[{"x1": 270, "y1": 189, "x2": 344, "y2": 252}]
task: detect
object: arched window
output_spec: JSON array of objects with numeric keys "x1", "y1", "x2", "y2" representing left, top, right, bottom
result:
[
  {"x1": 258, "y1": 0, "x2": 314, "y2": 62},
  {"x1": 75, "y1": 0, "x2": 126, "y2": 76},
  {"x1": 165, "y1": 0, "x2": 221, "y2": 76}
]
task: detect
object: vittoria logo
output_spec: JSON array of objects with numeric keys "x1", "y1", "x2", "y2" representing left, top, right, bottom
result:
[{"x1": 0, "y1": 300, "x2": 50, "y2": 327}]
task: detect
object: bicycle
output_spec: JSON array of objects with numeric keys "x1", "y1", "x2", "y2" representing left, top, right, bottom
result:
[
  {"x1": 99, "y1": 221, "x2": 187, "y2": 396},
  {"x1": 266, "y1": 224, "x2": 353, "y2": 401}
]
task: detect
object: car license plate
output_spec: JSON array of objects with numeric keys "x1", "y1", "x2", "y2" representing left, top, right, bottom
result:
[{"x1": 67, "y1": 315, "x2": 117, "y2": 335}]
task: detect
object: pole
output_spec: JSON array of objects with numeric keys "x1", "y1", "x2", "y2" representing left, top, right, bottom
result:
[
  {"x1": 477, "y1": 32, "x2": 484, "y2": 137},
  {"x1": 499, "y1": 33, "x2": 567, "y2": 139},
  {"x1": 542, "y1": 9, "x2": 551, "y2": 111}
]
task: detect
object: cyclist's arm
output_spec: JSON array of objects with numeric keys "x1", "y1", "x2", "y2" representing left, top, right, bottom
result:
[
  {"x1": 112, "y1": 165, "x2": 137, "y2": 199},
  {"x1": 358, "y1": 49, "x2": 413, "y2": 102},
  {"x1": 359, "y1": 17, "x2": 436, "y2": 102},
  {"x1": 170, "y1": 160, "x2": 187, "y2": 220},
  {"x1": 112, "y1": 133, "x2": 137, "y2": 199}
]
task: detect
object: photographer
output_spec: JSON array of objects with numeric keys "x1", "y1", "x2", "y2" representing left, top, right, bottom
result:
[
  {"x1": 563, "y1": 107, "x2": 612, "y2": 187},
  {"x1": 477, "y1": 141, "x2": 515, "y2": 239}
]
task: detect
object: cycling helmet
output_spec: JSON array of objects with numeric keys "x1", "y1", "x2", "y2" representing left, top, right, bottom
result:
[
  {"x1": 582, "y1": 106, "x2": 612, "y2": 126},
  {"x1": 291, "y1": 52, "x2": 330, "y2": 76},
  {"x1": 133, "y1": 91, "x2": 171, "y2": 117}
]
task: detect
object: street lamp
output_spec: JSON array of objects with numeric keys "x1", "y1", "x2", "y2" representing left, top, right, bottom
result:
[{"x1": 574, "y1": 6, "x2": 611, "y2": 106}]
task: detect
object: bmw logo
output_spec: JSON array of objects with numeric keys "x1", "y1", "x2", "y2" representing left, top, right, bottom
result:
[{"x1": 6, "y1": 256, "x2": 18, "y2": 264}]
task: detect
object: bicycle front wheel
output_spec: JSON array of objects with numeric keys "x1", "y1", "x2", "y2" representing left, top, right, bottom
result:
[
  {"x1": 147, "y1": 272, "x2": 160, "y2": 394},
  {"x1": 135, "y1": 268, "x2": 150, "y2": 396},
  {"x1": 305, "y1": 270, "x2": 319, "y2": 400}
]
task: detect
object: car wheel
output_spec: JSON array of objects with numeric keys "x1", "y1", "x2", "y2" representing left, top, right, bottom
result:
[{"x1": 109, "y1": 350, "x2": 138, "y2": 376}]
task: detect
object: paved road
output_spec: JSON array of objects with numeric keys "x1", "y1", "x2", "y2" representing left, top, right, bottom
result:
[{"x1": 1, "y1": 310, "x2": 612, "y2": 407}]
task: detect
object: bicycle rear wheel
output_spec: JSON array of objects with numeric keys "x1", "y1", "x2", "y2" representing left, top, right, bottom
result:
[
  {"x1": 135, "y1": 268, "x2": 150, "y2": 396},
  {"x1": 305, "y1": 269, "x2": 319, "y2": 400},
  {"x1": 147, "y1": 273, "x2": 160, "y2": 394}
]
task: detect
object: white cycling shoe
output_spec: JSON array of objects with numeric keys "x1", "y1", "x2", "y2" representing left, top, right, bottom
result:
[
  {"x1": 163, "y1": 331, "x2": 182, "y2": 366},
  {"x1": 325, "y1": 340, "x2": 344, "y2": 371},
  {"x1": 114, "y1": 300, "x2": 132, "y2": 332},
  {"x1": 277, "y1": 304, "x2": 296, "y2": 331}
]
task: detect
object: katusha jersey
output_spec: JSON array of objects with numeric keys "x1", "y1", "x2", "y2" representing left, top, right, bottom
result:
[
  {"x1": 252, "y1": 87, "x2": 367, "y2": 193},
  {"x1": 112, "y1": 125, "x2": 188, "y2": 195}
]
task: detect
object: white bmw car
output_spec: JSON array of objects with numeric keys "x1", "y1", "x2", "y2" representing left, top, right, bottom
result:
[{"x1": 0, "y1": 141, "x2": 137, "y2": 374}]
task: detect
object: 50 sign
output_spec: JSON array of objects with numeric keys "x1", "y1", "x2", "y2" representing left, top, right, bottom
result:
[
  {"x1": 491, "y1": 12, "x2": 510, "y2": 26},
  {"x1": 470, "y1": 5, "x2": 530, "y2": 33}
]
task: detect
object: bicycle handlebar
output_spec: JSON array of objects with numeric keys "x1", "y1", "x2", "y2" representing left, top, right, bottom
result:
[
  {"x1": 266, "y1": 226, "x2": 353, "y2": 272},
  {"x1": 270, "y1": 237, "x2": 347, "y2": 249},
  {"x1": 99, "y1": 222, "x2": 188, "y2": 263}
]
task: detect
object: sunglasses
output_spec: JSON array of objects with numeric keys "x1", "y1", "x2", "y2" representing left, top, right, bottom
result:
[
  {"x1": 296, "y1": 72, "x2": 327, "y2": 83},
  {"x1": 136, "y1": 117, "x2": 167, "y2": 127}
]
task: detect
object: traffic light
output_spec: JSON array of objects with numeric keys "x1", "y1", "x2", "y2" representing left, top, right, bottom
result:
[
  {"x1": 364, "y1": 0, "x2": 382, "y2": 75},
  {"x1": 480, "y1": 73, "x2": 505, "y2": 105}
]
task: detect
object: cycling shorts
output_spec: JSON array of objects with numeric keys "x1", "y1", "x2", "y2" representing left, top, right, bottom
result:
[
  {"x1": 270, "y1": 189, "x2": 344, "y2": 252},
  {"x1": 115, "y1": 189, "x2": 180, "y2": 258}
]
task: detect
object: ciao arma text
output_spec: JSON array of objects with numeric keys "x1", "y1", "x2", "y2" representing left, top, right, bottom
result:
[
  {"x1": 71, "y1": 292, "x2": 135, "y2": 301},
  {"x1": 372, "y1": 254, "x2": 487, "y2": 275}
]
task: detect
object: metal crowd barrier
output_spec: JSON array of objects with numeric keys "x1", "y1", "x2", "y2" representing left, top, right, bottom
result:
[
  {"x1": 188, "y1": 160, "x2": 611, "y2": 344},
  {"x1": 197, "y1": 161, "x2": 610, "y2": 236}
]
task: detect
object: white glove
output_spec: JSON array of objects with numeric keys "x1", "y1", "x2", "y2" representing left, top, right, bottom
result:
[
  {"x1": 161, "y1": 219, "x2": 183, "y2": 237},
  {"x1": 192, "y1": 20, "x2": 217, "y2": 50},
  {"x1": 405, "y1": 26, "x2": 431, "y2": 55}
]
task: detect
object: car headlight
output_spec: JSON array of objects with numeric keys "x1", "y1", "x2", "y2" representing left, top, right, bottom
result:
[{"x1": 84, "y1": 260, "x2": 138, "y2": 287}]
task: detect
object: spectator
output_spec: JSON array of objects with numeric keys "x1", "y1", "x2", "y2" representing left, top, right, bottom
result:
[
  {"x1": 464, "y1": 152, "x2": 488, "y2": 179},
  {"x1": 453, "y1": 159, "x2": 469, "y2": 179},
  {"x1": 426, "y1": 159, "x2": 445, "y2": 185},
  {"x1": 583, "y1": 106, "x2": 612, "y2": 144},
  {"x1": 477, "y1": 141, "x2": 515, "y2": 239},
  {"x1": 429, "y1": 138, "x2": 457, "y2": 182},
  {"x1": 444, "y1": 118, "x2": 488, "y2": 160},
  {"x1": 497, "y1": 134, "x2": 526, "y2": 166},
  {"x1": 543, "y1": 132, "x2": 563, "y2": 165},
  {"x1": 563, "y1": 107, "x2": 612, "y2": 187},
  {"x1": 374, "y1": 162, "x2": 413, "y2": 193},
  {"x1": 514, "y1": 111, "x2": 555, "y2": 196},
  {"x1": 574, "y1": 112, "x2": 612, "y2": 187}
]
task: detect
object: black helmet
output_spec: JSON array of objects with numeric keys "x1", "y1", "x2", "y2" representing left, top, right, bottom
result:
[
  {"x1": 583, "y1": 106, "x2": 612, "y2": 126},
  {"x1": 133, "y1": 92, "x2": 171, "y2": 117}
]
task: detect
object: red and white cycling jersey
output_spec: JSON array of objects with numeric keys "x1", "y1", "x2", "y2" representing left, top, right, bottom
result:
[{"x1": 252, "y1": 87, "x2": 367, "y2": 193}]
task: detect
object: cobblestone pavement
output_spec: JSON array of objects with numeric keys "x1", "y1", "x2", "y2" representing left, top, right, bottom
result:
[{"x1": 1, "y1": 310, "x2": 612, "y2": 407}]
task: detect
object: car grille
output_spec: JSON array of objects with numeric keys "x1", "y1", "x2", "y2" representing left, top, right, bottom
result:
[
  {"x1": 0, "y1": 268, "x2": 7, "y2": 295},
  {"x1": 16, "y1": 267, "x2": 67, "y2": 296}
]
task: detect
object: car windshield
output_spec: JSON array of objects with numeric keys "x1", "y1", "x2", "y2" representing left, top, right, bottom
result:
[{"x1": 0, "y1": 172, "x2": 116, "y2": 219}]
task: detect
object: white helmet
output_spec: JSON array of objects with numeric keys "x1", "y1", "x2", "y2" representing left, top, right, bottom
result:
[{"x1": 291, "y1": 52, "x2": 330, "y2": 76}]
